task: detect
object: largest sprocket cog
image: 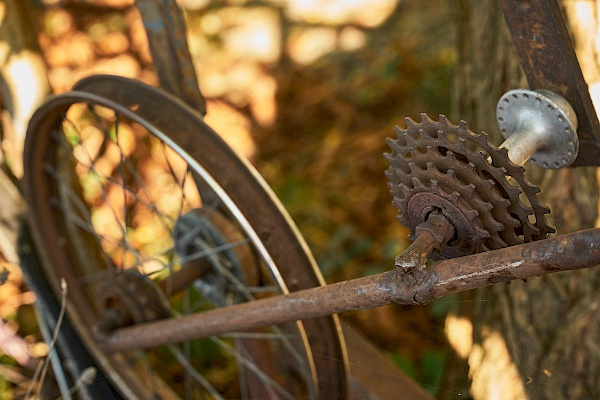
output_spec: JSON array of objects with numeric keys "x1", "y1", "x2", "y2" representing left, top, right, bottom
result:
[{"x1": 385, "y1": 114, "x2": 554, "y2": 259}]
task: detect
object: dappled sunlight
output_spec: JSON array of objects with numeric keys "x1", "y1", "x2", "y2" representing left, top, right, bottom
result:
[
  {"x1": 285, "y1": 0, "x2": 398, "y2": 27},
  {"x1": 221, "y1": 8, "x2": 281, "y2": 63},
  {"x1": 590, "y1": 83, "x2": 600, "y2": 118},
  {"x1": 3, "y1": 0, "x2": 459, "y2": 396},
  {"x1": 287, "y1": 27, "x2": 338, "y2": 65},
  {"x1": 0, "y1": 260, "x2": 39, "y2": 379},
  {"x1": 564, "y1": 1, "x2": 600, "y2": 125},
  {"x1": 184, "y1": 0, "x2": 400, "y2": 128},
  {"x1": 203, "y1": 100, "x2": 257, "y2": 158},
  {"x1": 339, "y1": 26, "x2": 368, "y2": 51},
  {"x1": 40, "y1": 5, "x2": 152, "y2": 92},
  {"x1": 445, "y1": 314, "x2": 473, "y2": 359},
  {"x1": 0, "y1": 263, "x2": 35, "y2": 319},
  {"x1": 0, "y1": 50, "x2": 50, "y2": 177},
  {"x1": 37, "y1": 0, "x2": 404, "y2": 158},
  {"x1": 468, "y1": 329, "x2": 528, "y2": 400}
]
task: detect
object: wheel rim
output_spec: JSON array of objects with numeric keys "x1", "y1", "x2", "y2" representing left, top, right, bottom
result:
[{"x1": 23, "y1": 78, "x2": 347, "y2": 399}]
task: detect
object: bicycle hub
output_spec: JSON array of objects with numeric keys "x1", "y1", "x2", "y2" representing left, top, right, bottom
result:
[
  {"x1": 386, "y1": 114, "x2": 555, "y2": 259},
  {"x1": 496, "y1": 89, "x2": 579, "y2": 168}
]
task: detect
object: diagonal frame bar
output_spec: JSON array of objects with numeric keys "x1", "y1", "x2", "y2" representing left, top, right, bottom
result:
[
  {"x1": 135, "y1": 0, "x2": 206, "y2": 115},
  {"x1": 497, "y1": 0, "x2": 600, "y2": 166},
  {"x1": 99, "y1": 227, "x2": 600, "y2": 353}
]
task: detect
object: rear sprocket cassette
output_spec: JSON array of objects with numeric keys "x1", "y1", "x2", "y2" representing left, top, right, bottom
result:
[{"x1": 385, "y1": 114, "x2": 554, "y2": 259}]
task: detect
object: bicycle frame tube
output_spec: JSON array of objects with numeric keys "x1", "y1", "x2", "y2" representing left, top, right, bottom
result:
[
  {"x1": 136, "y1": 0, "x2": 206, "y2": 115},
  {"x1": 99, "y1": 227, "x2": 600, "y2": 353}
]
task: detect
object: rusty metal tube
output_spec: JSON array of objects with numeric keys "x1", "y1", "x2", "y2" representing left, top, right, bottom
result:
[
  {"x1": 430, "y1": 227, "x2": 600, "y2": 299},
  {"x1": 100, "y1": 227, "x2": 443, "y2": 353},
  {"x1": 100, "y1": 268, "x2": 406, "y2": 352},
  {"x1": 100, "y1": 228, "x2": 600, "y2": 353},
  {"x1": 395, "y1": 210, "x2": 454, "y2": 270}
]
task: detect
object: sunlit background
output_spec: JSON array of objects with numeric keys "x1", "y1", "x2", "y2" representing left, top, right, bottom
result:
[
  {"x1": 0, "y1": 0, "x2": 459, "y2": 396},
  {"x1": 9, "y1": 0, "x2": 600, "y2": 397}
]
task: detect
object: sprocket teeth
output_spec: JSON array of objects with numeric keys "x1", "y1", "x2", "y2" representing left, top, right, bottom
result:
[
  {"x1": 405, "y1": 133, "x2": 417, "y2": 144},
  {"x1": 488, "y1": 235, "x2": 509, "y2": 249},
  {"x1": 408, "y1": 161, "x2": 421, "y2": 176},
  {"x1": 465, "y1": 162, "x2": 476, "y2": 174},
  {"x1": 539, "y1": 203, "x2": 551, "y2": 214},
  {"x1": 448, "y1": 190, "x2": 459, "y2": 204},
  {"x1": 438, "y1": 114, "x2": 449, "y2": 126},
  {"x1": 411, "y1": 176, "x2": 425, "y2": 191},
  {"x1": 472, "y1": 193, "x2": 491, "y2": 210},
  {"x1": 405, "y1": 117, "x2": 418, "y2": 129},
  {"x1": 452, "y1": 139, "x2": 470, "y2": 155},
  {"x1": 385, "y1": 112, "x2": 554, "y2": 256},
  {"x1": 463, "y1": 208, "x2": 479, "y2": 222},
  {"x1": 471, "y1": 151, "x2": 489, "y2": 167},
  {"x1": 384, "y1": 168, "x2": 396, "y2": 181},
  {"x1": 475, "y1": 225, "x2": 490, "y2": 239},
  {"x1": 407, "y1": 145, "x2": 422, "y2": 158},
  {"x1": 489, "y1": 188, "x2": 511, "y2": 208},
  {"x1": 457, "y1": 119, "x2": 469, "y2": 131},
  {"x1": 446, "y1": 150, "x2": 458, "y2": 162},
  {"x1": 392, "y1": 198, "x2": 404, "y2": 211},
  {"x1": 497, "y1": 146, "x2": 510, "y2": 160},
  {"x1": 478, "y1": 130, "x2": 493, "y2": 143},
  {"x1": 421, "y1": 113, "x2": 435, "y2": 125},
  {"x1": 464, "y1": 183, "x2": 475, "y2": 196}
]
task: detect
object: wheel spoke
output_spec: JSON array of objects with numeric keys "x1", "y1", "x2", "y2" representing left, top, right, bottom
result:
[
  {"x1": 23, "y1": 80, "x2": 346, "y2": 399},
  {"x1": 211, "y1": 337, "x2": 295, "y2": 400}
]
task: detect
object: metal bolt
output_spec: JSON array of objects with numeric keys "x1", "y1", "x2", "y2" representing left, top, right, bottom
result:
[{"x1": 496, "y1": 89, "x2": 578, "y2": 168}]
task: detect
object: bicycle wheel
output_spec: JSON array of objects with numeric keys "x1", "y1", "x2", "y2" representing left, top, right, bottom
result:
[{"x1": 23, "y1": 76, "x2": 348, "y2": 399}]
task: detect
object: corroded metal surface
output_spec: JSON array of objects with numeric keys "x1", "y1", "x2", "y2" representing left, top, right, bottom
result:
[
  {"x1": 395, "y1": 210, "x2": 454, "y2": 287},
  {"x1": 98, "y1": 227, "x2": 600, "y2": 352},
  {"x1": 100, "y1": 267, "x2": 403, "y2": 352},
  {"x1": 94, "y1": 269, "x2": 172, "y2": 333},
  {"x1": 498, "y1": 0, "x2": 600, "y2": 166},
  {"x1": 431, "y1": 227, "x2": 600, "y2": 297},
  {"x1": 24, "y1": 77, "x2": 349, "y2": 398},
  {"x1": 385, "y1": 114, "x2": 554, "y2": 257},
  {"x1": 135, "y1": 0, "x2": 206, "y2": 115}
]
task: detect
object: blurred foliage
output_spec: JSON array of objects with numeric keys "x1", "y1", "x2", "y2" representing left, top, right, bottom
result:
[
  {"x1": 256, "y1": 0, "x2": 455, "y2": 281},
  {"x1": 429, "y1": 293, "x2": 459, "y2": 319},
  {"x1": 2, "y1": 0, "x2": 457, "y2": 396},
  {"x1": 247, "y1": 3, "x2": 456, "y2": 389},
  {"x1": 389, "y1": 349, "x2": 448, "y2": 397},
  {"x1": 0, "y1": 262, "x2": 41, "y2": 397}
]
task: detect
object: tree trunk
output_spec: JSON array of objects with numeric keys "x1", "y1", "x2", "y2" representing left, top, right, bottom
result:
[
  {"x1": 0, "y1": 0, "x2": 50, "y2": 178},
  {"x1": 450, "y1": 1, "x2": 600, "y2": 399},
  {"x1": 0, "y1": 1, "x2": 50, "y2": 261}
]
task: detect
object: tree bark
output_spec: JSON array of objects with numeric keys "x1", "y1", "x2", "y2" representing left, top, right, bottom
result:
[
  {"x1": 0, "y1": 0, "x2": 51, "y2": 178},
  {"x1": 450, "y1": 1, "x2": 600, "y2": 399},
  {"x1": 0, "y1": 1, "x2": 50, "y2": 261}
]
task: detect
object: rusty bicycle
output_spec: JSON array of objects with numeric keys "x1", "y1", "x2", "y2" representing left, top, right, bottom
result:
[{"x1": 17, "y1": 0, "x2": 600, "y2": 399}]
